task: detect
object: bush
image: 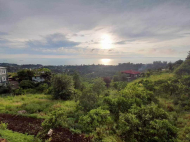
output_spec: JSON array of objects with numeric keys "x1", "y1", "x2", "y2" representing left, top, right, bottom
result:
[
  {"x1": 0, "y1": 85, "x2": 12, "y2": 94},
  {"x1": 19, "y1": 80, "x2": 35, "y2": 89},
  {"x1": 110, "y1": 81, "x2": 127, "y2": 91},
  {"x1": 51, "y1": 74, "x2": 74, "y2": 100},
  {"x1": 0, "y1": 121, "x2": 8, "y2": 130},
  {"x1": 79, "y1": 108, "x2": 112, "y2": 133},
  {"x1": 13, "y1": 88, "x2": 24, "y2": 95},
  {"x1": 36, "y1": 83, "x2": 48, "y2": 93},
  {"x1": 78, "y1": 88, "x2": 98, "y2": 112},
  {"x1": 38, "y1": 108, "x2": 72, "y2": 138},
  {"x1": 118, "y1": 104, "x2": 177, "y2": 142}
]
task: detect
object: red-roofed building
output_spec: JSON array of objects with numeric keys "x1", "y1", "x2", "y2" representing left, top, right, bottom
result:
[{"x1": 121, "y1": 70, "x2": 141, "y2": 78}]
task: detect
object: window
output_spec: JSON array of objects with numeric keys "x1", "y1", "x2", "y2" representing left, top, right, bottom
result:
[{"x1": 2, "y1": 76, "x2": 6, "y2": 81}]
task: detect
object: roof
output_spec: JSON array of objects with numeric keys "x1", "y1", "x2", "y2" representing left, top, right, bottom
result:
[
  {"x1": 0, "y1": 67, "x2": 6, "y2": 69},
  {"x1": 121, "y1": 70, "x2": 141, "y2": 75}
]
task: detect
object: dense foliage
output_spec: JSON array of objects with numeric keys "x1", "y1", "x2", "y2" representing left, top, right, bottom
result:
[
  {"x1": 1, "y1": 51, "x2": 190, "y2": 142},
  {"x1": 51, "y1": 74, "x2": 74, "y2": 100}
]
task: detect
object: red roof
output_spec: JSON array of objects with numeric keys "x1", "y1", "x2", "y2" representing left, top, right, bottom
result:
[{"x1": 121, "y1": 70, "x2": 141, "y2": 75}]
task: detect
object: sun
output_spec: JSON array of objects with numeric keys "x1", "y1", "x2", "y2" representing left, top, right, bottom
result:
[{"x1": 101, "y1": 34, "x2": 112, "y2": 49}]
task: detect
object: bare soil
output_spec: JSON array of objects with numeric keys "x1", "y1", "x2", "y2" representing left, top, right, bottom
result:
[{"x1": 0, "y1": 114, "x2": 91, "y2": 142}]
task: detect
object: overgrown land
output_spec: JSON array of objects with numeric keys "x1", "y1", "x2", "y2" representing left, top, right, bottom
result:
[{"x1": 0, "y1": 51, "x2": 190, "y2": 142}]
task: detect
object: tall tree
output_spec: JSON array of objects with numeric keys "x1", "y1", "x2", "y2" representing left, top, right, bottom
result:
[
  {"x1": 175, "y1": 51, "x2": 190, "y2": 75},
  {"x1": 73, "y1": 72, "x2": 82, "y2": 90},
  {"x1": 51, "y1": 74, "x2": 74, "y2": 100}
]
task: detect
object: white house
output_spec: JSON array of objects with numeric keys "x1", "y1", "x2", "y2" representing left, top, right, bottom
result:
[
  {"x1": 32, "y1": 75, "x2": 45, "y2": 83},
  {"x1": 0, "y1": 67, "x2": 8, "y2": 86}
]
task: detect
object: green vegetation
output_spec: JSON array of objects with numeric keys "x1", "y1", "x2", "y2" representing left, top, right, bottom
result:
[
  {"x1": 1, "y1": 52, "x2": 190, "y2": 141},
  {"x1": 0, "y1": 121, "x2": 42, "y2": 142},
  {"x1": 0, "y1": 129, "x2": 42, "y2": 142}
]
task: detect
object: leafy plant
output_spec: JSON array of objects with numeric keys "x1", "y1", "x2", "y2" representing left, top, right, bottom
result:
[
  {"x1": 51, "y1": 74, "x2": 74, "y2": 100},
  {"x1": 0, "y1": 121, "x2": 8, "y2": 130}
]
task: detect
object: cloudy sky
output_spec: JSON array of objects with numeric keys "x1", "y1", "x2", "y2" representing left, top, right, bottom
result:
[{"x1": 0, "y1": 0, "x2": 190, "y2": 65}]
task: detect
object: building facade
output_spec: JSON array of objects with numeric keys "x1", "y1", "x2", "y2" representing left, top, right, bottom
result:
[
  {"x1": 0, "y1": 67, "x2": 8, "y2": 86},
  {"x1": 121, "y1": 70, "x2": 141, "y2": 81},
  {"x1": 32, "y1": 75, "x2": 45, "y2": 83}
]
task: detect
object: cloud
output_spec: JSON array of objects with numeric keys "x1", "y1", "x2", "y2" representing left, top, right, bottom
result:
[
  {"x1": 26, "y1": 33, "x2": 80, "y2": 49},
  {"x1": 0, "y1": 0, "x2": 190, "y2": 64}
]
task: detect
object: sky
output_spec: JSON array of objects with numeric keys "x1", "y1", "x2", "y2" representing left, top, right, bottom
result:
[{"x1": 0, "y1": 0, "x2": 190, "y2": 65}]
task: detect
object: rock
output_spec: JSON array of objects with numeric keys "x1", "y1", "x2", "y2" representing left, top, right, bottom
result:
[
  {"x1": 47, "y1": 129, "x2": 53, "y2": 136},
  {"x1": 18, "y1": 110, "x2": 27, "y2": 114},
  {"x1": 0, "y1": 138, "x2": 8, "y2": 142}
]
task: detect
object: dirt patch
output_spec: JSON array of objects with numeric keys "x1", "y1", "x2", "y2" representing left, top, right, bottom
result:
[
  {"x1": 0, "y1": 114, "x2": 91, "y2": 142},
  {"x1": 0, "y1": 114, "x2": 43, "y2": 136}
]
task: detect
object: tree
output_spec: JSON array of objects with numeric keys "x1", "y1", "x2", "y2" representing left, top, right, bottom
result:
[
  {"x1": 17, "y1": 69, "x2": 34, "y2": 82},
  {"x1": 51, "y1": 74, "x2": 74, "y2": 100},
  {"x1": 175, "y1": 51, "x2": 190, "y2": 75},
  {"x1": 73, "y1": 72, "x2": 82, "y2": 90},
  {"x1": 186, "y1": 51, "x2": 190, "y2": 60},
  {"x1": 103, "y1": 77, "x2": 111, "y2": 88},
  {"x1": 39, "y1": 68, "x2": 52, "y2": 82},
  {"x1": 92, "y1": 78, "x2": 106, "y2": 97}
]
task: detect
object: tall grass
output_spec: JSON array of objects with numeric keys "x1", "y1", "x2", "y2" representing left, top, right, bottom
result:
[{"x1": 0, "y1": 94, "x2": 77, "y2": 118}]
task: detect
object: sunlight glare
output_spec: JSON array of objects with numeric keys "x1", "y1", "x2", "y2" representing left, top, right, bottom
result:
[
  {"x1": 101, "y1": 34, "x2": 112, "y2": 49},
  {"x1": 101, "y1": 59, "x2": 111, "y2": 65}
]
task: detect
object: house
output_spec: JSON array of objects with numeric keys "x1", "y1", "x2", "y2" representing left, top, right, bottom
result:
[
  {"x1": 121, "y1": 70, "x2": 141, "y2": 81},
  {"x1": 32, "y1": 75, "x2": 45, "y2": 83},
  {"x1": 0, "y1": 67, "x2": 8, "y2": 86}
]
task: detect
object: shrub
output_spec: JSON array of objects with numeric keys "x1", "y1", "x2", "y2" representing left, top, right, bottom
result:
[
  {"x1": 0, "y1": 121, "x2": 8, "y2": 130},
  {"x1": 71, "y1": 89, "x2": 82, "y2": 102},
  {"x1": 36, "y1": 83, "x2": 48, "y2": 93},
  {"x1": 38, "y1": 108, "x2": 72, "y2": 138},
  {"x1": 51, "y1": 74, "x2": 74, "y2": 100},
  {"x1": 13, "y1": 88, "x2": 24, "y2": 95},
  {"x1": 110, "y1": 81, "x2": 127, "y2": 91},
  {"x1": 0, "y1": 85, "x2": 12, "y2": 94},
  {"x1": 118, "y1": 104, "x2": 177, "y2": 142},
  {"x1": 79, "y1": 108, "x2": 112, "y2": 133},
  {"x1": 78, "y1": 88, "x2": 98, "y2": 112},
  {"x1": 19, "y1": 80, "x2": 35, "y2": 89}
]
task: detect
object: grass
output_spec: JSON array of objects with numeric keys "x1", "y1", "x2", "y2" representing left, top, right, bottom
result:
[
  {"x1": 128, "y1": 72, "x2": 174, "y2": 85},
  {"x1": 0, "y1": 129, "x2": 42, "y2": 142},
  {"x1": 0, "y1": 94, "x2": 77, "y2": 118}
]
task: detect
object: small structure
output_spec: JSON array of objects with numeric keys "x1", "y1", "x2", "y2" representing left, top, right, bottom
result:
[
  {"x1": 32, "y1": 75, "x2": 45, "y2": 83},
  {"x1": 0, "y1": 67, "x2": 8, "y2": 86},
  {"x1": 8, "y1": 77, "x2": 19, "y2": 89},
  {"x1": 121, "y1": 70, "x2": 141, "y2": 81}
]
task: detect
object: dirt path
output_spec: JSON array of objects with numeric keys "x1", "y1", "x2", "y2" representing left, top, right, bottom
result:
[{"x1": 0, "y1": 114, "x2": 91, "y2": 142}]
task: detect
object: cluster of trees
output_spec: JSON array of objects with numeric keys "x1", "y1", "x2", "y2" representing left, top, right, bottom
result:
[{"x1": 0, "y1": 68, "x2": 52, "y2": 95}]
